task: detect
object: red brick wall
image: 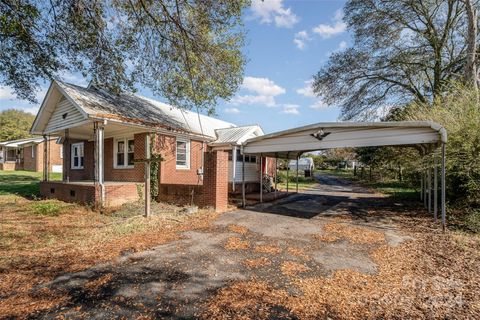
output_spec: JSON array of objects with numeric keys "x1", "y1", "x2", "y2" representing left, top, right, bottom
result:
[
  {"x1": 201, "y1": 150, "x2": 228, "y2": 211},
  {"x1": 103, "y1": 133, "x2": 146, "y2": 182},
  {"x1": 157, "y1": 184, "x2": 203, "y2": 205},
  {"x1": 65, "y1": 139, "x2": 94, "y2": 181},
  {"x1": 23, "y1": 146, "x2": 36, "y2": 171},
  {"x1": 40, "y1": 181, "x2": 142, "y2": 207},
  {"x1": 155, "y1": 135, "x2": 204, "y2": 185}
]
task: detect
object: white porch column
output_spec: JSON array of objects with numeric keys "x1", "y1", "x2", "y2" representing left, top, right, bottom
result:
[
  {"x1": 94, "y1": 122, "x2": 105, "y2": 206},
  {"x1": 259, "y1": 155, "x2": 263, "y2": 203},
  {"x1": 232, "y1": 146, "x2": 237, "y2": 192},
  {"x1": 43, "y1": 135, "x2": 49, "y2": 181}
]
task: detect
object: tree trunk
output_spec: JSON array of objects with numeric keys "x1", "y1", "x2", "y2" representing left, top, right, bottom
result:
[{"x1": 464, "y1": 0, "x2": 478, "y2": 93}]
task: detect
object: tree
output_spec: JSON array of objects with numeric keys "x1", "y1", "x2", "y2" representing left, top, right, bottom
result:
[
  {"x1": 0, "y1": 0, "x2": 248, "y2": 113},
  {"x1": 313, "y1": 0, "x2": 473, "y2": 120},
  {"x1": 463, "y1": 0, "x2": 478, "y2": 92},
  {"x1": 0, "y1": 109, "x2": 35, "y2": 141}
]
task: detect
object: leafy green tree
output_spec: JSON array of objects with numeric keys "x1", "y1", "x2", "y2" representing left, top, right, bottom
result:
[
  {"x1": 0, "y1": 0, "x2": 248, "y2": 113},
  {"x1": 313, "y1": 0, "x2": 473, "y2": 120},
  {"x1": 0, "y1": 109, "x2": 35, "y2": 141}
]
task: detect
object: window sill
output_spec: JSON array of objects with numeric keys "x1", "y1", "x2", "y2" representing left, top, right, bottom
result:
[
  {"x1": 71, "y1": 167, "x2": 84, "y2": 170},
  {"x1": 113, "y1": 166, "x2": 135, "y2": 170},
  {"x1": 176, "y1": 166, "x2": 190, "y2": 170}
]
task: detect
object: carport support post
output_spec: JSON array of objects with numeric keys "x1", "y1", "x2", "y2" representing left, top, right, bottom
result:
[
  {"x1": 441, "y1": 143, "x2": 446, "y2": 231},
  {"x1": 286, "y1": 153, "x2": 289, "y2": 192},
  {"x1": 420, "y1": 169, "x2": 423, "y2": 201},
  {"x1": 259, "y1": 155, "x2": 263, "y2": 203},
  {"x1": 274, "y1": 156, "x2": 278, "y2": 199},
  {"x1": 296, "y1": 156, "x2": 299, "y2": 193},
  {"x1": 428, "y1": 159, "x2": 432, "y2": 214},
  {"x1": 434, "y1": 150, "x2": 438, "y2": 221}
]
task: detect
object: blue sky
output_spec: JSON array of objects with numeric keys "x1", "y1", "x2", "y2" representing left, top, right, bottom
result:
[{"x1": 0, "y1": 0, "x2": 349, "y2": 134}]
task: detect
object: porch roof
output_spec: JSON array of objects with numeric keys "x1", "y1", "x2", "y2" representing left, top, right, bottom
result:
[{"x1": 0, "y1": 137, "x2": 46, "y2": 148}]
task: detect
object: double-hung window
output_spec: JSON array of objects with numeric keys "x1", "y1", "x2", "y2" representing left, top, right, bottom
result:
[
  {"x1": 71, "y1": 142, "x2": 84, "y2": 169},
  {"x1": 115, "y1": 138, "x2": 134, "y2": 168},
  {"x1": 176, "y1": 139, "x2": 190, "y2": 169}
]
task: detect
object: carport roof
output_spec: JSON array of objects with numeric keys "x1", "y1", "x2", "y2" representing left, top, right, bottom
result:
[{"x1": 242, "y1": 121, "x2": 447, "y2": 158}]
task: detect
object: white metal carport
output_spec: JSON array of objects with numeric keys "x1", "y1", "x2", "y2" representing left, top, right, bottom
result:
[{"x1": 241, "y1": 121, "x2": 447, "y2": 229}]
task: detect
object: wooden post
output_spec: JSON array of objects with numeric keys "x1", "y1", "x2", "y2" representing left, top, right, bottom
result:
[
  {"x1": 428, "y1": 160, "x2": 432, "y2": 214},
  {"x1": 145, "y1": 134, "x2": 151, "y2": 217}
]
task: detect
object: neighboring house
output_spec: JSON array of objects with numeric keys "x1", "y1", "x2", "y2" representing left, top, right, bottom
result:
[
  {"x1": 288, "y1": 157, "x2": 315, "y2": 174},
  {"x1": 0, "y1": 137, "x2": 63, "y2": 172},
  {"x1": 31, "y1": 80, "x2": 270, "y2": 210}
]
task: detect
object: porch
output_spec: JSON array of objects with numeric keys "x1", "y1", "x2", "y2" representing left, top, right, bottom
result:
[{"x1": 40, "y1": 180, "x2": 143, "y2": 207}]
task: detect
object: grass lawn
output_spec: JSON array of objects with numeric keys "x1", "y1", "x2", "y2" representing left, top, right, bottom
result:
[
  {"x1": 318, "y1": 169, "x2": 418, "y2": 199},
  {"x1": 0, "y1": 170, "x2": 62, "y2": 198},
  {"x1": 0, "y1": 171, "x2": 218, "y2": 318},
  {"x1": 276, "y1": 170, "x2": 318, "y2": 191}
]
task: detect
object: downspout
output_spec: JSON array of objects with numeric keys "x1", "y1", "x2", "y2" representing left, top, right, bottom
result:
[{"x1": 232, "y1": 146, "x2": 237, "y2": 192}]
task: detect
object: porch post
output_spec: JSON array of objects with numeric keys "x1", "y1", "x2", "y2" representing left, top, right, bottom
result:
[
  {"x1": 232, "y1": 146, "x2": 237, "y2": 192},
  {"x1": 242, "y1": 151, "x2": 246, "y2": 208},
  {"x1": 420, "y1": 168, "x2": 423, "y2": 201},
  {"x1": 433, "y1": 150, "x2": 438, "y2": 221},
  {"x1": 42, "y1": 135, "x2": 49, "y2": 181},
  {"x1": 144, "y1": 134, "x2": 151, "y2": 217},
  {"x1": 64, "y1": 129, "x2": 70, "y2": 182},
  {"x1": 259, "y1": 154, "x2": 263, "y2": 203},
  {"x1": 296, "y1": 155, "x2": 299, "y2": 193},
  {"x1": 441, "y1": 143, "x2": 446, "y2": 231},
  {"x1": 94, "y1": 122, "x2": 105, "y2": 207}
]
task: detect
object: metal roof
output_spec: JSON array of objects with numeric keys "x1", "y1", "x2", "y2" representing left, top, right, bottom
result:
[
  {"x1": 0, "y1": 137, "x2": 46, "y2": 147},
  {"x1": 211, "y1": 125, "x2": 264, "y2": 146},
  {"x1": 33, "y1": 80, "x2": 236, "y2": 138},
  {"x1": 242, "y1": 121, "x2": 447, "y2": 158}
]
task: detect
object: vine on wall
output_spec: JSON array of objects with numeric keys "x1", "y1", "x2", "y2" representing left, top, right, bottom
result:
[{"x1": 149, "y1": 133, "x2": 163, "y2": 199}]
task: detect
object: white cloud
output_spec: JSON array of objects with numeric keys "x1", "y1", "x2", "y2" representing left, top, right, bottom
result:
[
  {"x1": 312, "y1": 9, "x2": 347, "y2": 39},
  {"x1": 296, "y1": 79, "x2": 316, "y2": 98},
  {"x1": 309, "y1": 100, "x2": 328, "y2": 110},
  {"x1": 225, "y1": 107, "x2": 240, "y2": 114},
  {"x1": 251, "y1": 0, "x2": 299, "y2": 28},
  {"x1": 293, "y1": 30, "x2": 311, "y2": 50},
  {"x1": 281, "y1": 104, "x2": 300, "y2": 115},
  {"x1": 232, "y1": 76, "x2": 286, "y2": 107},
  {"x1": 338, "y1": 40, "x2": 348, "y2": 50},
  {"x1": 0, "y1": 87, "x2": 15, "y2": 100}
]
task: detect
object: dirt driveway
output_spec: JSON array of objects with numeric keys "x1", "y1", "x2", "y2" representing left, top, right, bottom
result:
[{"x1": 32, "y1": 173, "x2": 477, "y2": 319}]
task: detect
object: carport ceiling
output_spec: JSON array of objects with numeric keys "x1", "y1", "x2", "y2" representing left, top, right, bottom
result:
[{"x1": 242, "y1": 121, "x2": 447, "y2": 158}]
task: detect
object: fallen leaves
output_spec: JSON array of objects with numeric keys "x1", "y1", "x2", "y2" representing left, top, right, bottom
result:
[
  {"x1": 254, "y1": 245, "x2": 282, "y2": 254},
  {"x1": 314, "y1": 222, "x2": 386, "y2": 244},
  {"x1": 280, "y1": 261, "x2": 311, "y2": 277},
  {"x1": 243, "y1": 257, "x2": 271, "y2": 269},
  {"x1": 224, "y1": 237, "x2": 250, "y2": 250},
  {"x1": 227, "y1": 224, "x2": 249, "y2": 235}
]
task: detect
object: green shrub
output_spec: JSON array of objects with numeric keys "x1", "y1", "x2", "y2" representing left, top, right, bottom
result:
[
  {"x1": 30, "y1": 201, "x2": 63, "y2": 216},
  {"x1": 404, "y1": 84, "x2": 480, "y2": 208}
]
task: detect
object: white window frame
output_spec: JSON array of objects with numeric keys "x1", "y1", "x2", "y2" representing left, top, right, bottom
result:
[
  {"x1": 60, "y1": 145, "x2": 63, "y2": 159},
  {"x1": 31, "y1": 145, "x2": 35, "y2": 158},
  {"x1": 71, "y1": 142, "x2": 84, "y2": 169},
  {"x1": 114, "y1": 137, "x2": 135, "y2": 169},
  {"x1": 176, "y1": 138, "x2": 190, "y2": 170}
]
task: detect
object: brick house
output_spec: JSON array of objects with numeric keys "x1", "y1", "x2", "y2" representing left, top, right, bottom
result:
[
  {"x1": 0, "y1": 137, "x2": 63, "y2": 172},
  {"x1": 31, "y1": 80, "x2": 271, "y2": 210}
]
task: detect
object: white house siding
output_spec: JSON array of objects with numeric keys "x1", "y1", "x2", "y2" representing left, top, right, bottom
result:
[
  {"x1": 228, "y1": 161, "x2": 259, "y2": 182},
  {"x1": 45, "y1": 97, "x2": 85, "y2": 133}
]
